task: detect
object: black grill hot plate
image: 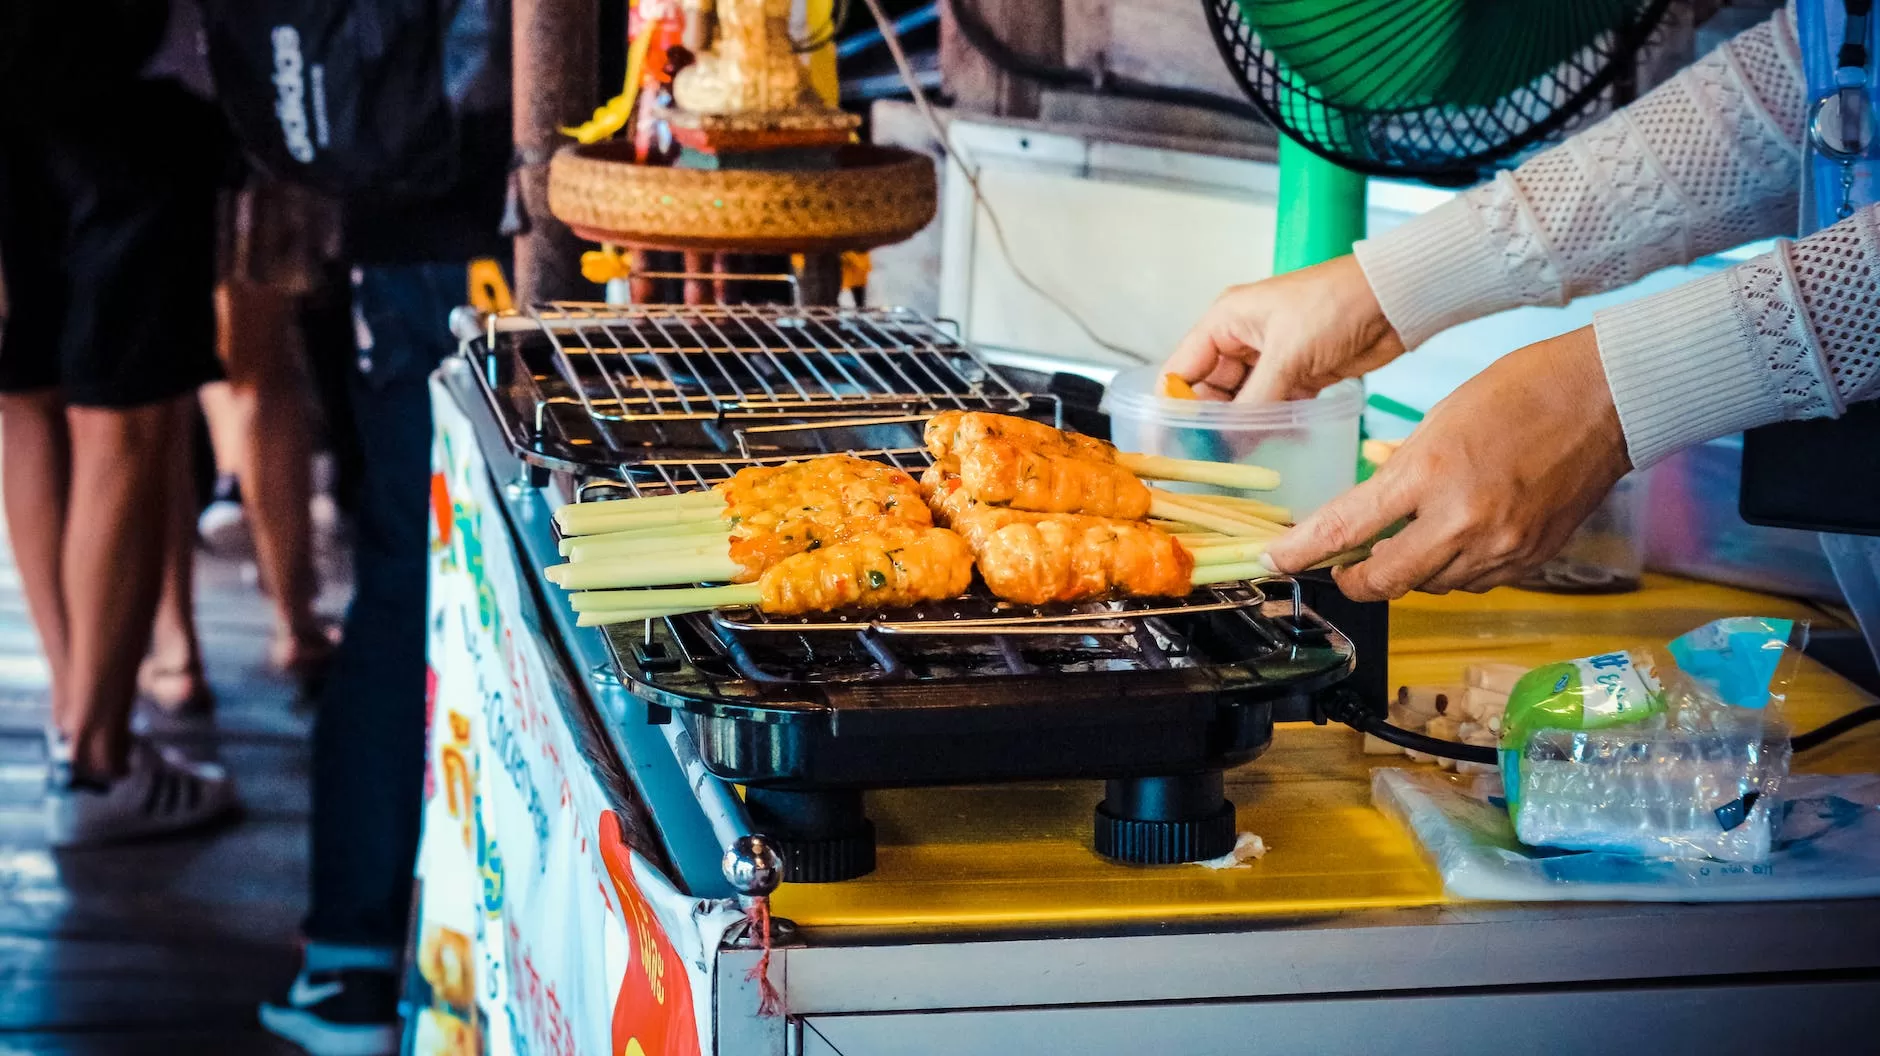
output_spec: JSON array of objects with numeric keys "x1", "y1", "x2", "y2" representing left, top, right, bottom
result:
[{"x1": 604, "y1": 581, "x2": 1354, "y2": 881}]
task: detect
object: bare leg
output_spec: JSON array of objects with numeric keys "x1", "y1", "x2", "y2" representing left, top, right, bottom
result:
[
  {"x1": 141, "y1": 412, "x2": 209, "y2": 712},
  {"x1": 0, "y1": 391, "x2": 73, "y2": 725},
  {"x1": 199, "y1": 378, "x2": 246, "y2": 479},
  {"x1": 218, "y1": 280, "x2": 327, "y2": 670},
  {"x1": 61, "y1": 398, "x2": 187, "y2": 778}
]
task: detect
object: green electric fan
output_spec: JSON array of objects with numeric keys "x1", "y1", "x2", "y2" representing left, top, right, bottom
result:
[{"x1": 1201, "y1": 0, "x2": 1678, "y2": 270}]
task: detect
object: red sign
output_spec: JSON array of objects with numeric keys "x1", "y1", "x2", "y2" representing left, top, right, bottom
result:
[{"x1": 600, "y1": 811, "x2": 701, "y2": 1056}]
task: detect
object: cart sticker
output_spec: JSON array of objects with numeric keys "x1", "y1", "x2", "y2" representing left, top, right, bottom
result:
[
  {"x1": 601, "y1": 812, "x2": 701, "y2": 1056},
  {"x1": 420, "y1": 381, "x2": 736, "y2": 1054}
]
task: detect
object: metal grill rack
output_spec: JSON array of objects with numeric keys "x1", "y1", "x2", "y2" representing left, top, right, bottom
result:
[{"x1": 459, "y1": 302, "x2": 1035, "y2": 472}]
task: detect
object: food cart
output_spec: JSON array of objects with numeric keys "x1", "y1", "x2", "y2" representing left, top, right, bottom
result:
[
  {"x1": 405, "y1": 321, "x2": 1880, "y2": 1054},
  {"x1": 400, "y1": 2, "x2": 1880, "y2": 1051}
]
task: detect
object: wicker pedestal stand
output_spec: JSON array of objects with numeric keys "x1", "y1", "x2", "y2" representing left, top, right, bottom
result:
[{"x1": 546, "y1": 137, "x2": 937, "y2": 306}]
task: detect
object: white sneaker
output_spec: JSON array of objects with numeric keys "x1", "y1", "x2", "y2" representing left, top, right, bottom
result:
[
  {"x1": 46, "y1": 737, "x2": 240, "y2": 848},
  {"x1": 197, "y1": 474, "x2": 253, "y2": 557},
  {"x1": 259, "y1": 968, "x2": 402, "y2": 1056}
]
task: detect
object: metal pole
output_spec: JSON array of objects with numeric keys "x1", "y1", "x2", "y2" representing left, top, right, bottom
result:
[{"x1": 513, "y1": 0, "x2": 601, "y2": 302}]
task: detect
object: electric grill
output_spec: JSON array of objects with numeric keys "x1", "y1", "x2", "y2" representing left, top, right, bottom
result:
[{"x1": 459, "y1": 299, "x2": 1365, "y2": 882}]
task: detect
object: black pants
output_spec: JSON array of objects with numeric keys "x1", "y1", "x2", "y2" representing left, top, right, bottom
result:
[{"x1": 306, "y1": 262, "x2": 462, "y2": 949}]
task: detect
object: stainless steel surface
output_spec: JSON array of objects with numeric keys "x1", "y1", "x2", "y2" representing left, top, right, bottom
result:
[
  {"x1": 725, "y1": 901, "x2": 1880, "y2": 1017},
  {"x1": 463, "y1": 301, "x2": 1034, "y2": 473},
  {"x1": 795, "y1": 980, "x2": 1880, "y2": 1055}
]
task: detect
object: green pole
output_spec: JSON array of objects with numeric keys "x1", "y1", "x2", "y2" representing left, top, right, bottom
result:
[
  {"x1": 1272, "y1": 137, "x2": 1368, "y2": 274},
  {"x1": 1271, "y1": 137, "x2": 1374, "y2": 478}
]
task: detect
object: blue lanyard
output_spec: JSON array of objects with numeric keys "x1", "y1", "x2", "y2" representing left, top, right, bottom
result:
[{"x1": 1800, "y1": 0, "x2": 1880, "y2": 232}]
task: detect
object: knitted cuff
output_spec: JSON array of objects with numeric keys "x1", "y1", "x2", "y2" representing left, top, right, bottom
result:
[
  {"x1": 1593, "y1": 270, "x2": 1785, "y2": 469},
  {"x1": 1352, "y1": 196, "x2": 1531, "y2": 349}
]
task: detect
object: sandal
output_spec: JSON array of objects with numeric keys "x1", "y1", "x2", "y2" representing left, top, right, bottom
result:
[{"x1": 136, "y1": 662, "x2": 216, "y2": 718}]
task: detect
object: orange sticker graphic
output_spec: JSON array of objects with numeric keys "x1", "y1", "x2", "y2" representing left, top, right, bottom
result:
[{"x1": 600, "y1": 811, "x2": 700, "y2": 1056}]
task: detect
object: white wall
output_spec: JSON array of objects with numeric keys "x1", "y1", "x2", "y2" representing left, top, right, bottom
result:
[{"x1": 936, "y1": 118, "x2": 1764, "y2": 436}]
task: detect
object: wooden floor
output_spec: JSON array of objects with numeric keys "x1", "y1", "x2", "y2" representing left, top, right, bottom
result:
[{"x1": 0, "y1": 514, "x2": 352, "y2": 1053}]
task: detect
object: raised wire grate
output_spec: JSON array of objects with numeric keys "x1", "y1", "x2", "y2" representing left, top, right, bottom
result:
[
  {"x1": 467, "y1": 302, "x2": 1033, "y2": 472},
  {"x1": 1202, "y1": 0, "x2": 1677, "y2": 184}
]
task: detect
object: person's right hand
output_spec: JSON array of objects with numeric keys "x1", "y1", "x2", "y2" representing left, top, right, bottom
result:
[{"x1": 1165, "y1": 255, "x2": 1406, "y2": 402}]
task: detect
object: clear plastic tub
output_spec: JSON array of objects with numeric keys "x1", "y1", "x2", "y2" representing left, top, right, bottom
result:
[{"x1": 1100, "y1": 367, "x2": 1362, "y2": 517}]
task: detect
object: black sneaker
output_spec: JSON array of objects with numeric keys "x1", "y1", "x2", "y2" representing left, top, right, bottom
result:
[{"x1": 259, "y1": 968, "x2": 400, "y2": 1056}]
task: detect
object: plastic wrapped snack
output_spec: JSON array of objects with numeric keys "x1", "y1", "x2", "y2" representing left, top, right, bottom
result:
[{"x1": 1499, "y1": 617, "x2": 1803, "y2": 862}]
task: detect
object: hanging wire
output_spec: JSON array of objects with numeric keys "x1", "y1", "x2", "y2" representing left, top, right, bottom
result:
[{"x1": 856, "y1": 0, "x2": 1153, "y2": 364}]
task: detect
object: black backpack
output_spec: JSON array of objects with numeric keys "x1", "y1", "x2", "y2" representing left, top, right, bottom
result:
[{"x1": 198, "y1": 0, "x2": 508, "y2": 198}]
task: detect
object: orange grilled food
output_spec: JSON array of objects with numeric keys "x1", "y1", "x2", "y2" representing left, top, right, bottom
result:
[
  {"x1": 957, "y1": 437, "x2": 1152, "y2": 519},
  {"x1": 723, "y1": 456, "x2": 931, "y2": 575},
  {"x1": 924, "y1": 410, "x2": 1115, "y2": 464},
  {"x1": 925, "y1": 467, "x2": 1193, "y2": 605},
  {"x1": 756, "y1": 525, "x2": 975, "y2": 615}
]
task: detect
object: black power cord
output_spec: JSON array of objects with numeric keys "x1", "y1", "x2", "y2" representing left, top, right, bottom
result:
[
  {"x1": 1321, "y1": 690, "x2": 1880, "y2": 764},
  {"x1": 1317, "y1": 688, "x2": 1498, "y2": 765},
  {"x1": 1792, "y1": 704, "x2": 1880, "y2": 753},
  {"x1": 944, "y1": 0, "x2": 1265, "y2": 123}
]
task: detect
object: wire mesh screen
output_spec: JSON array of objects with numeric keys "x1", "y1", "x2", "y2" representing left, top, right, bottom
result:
[{"x1": 1202, "y1": 0, "x2": 1677, "y2": 183}]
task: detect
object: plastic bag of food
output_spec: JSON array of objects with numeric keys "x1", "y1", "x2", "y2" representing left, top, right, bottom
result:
[{"x1": 1498, "y1": 617, "x2": 1804, "y2": 862}]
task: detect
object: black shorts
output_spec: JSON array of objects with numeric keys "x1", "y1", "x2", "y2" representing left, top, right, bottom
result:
[{"x1": 0, "y1": 80, "x2": 226, "y2": 407}]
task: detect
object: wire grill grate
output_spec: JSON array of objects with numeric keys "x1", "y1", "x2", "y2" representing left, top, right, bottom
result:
[{"x1": 467, "y1": 302, "x2": 1033, "y2": 472}]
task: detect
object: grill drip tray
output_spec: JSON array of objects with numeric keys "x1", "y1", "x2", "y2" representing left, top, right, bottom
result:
[{"x1": 604, "y1": 584, "x2": 1355, "y2": 881}]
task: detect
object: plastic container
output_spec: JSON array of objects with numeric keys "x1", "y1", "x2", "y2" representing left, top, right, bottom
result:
[
  {"x1": 1518, "y1": 472, "x2": 1647, "y2": 594},
  {"x1": 1100, "y1": 368, "x2": 1362, "y2": 517}
]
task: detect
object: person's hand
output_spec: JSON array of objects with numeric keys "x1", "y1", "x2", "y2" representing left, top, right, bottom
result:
[
  {"x1": 1264, "y1": 326, "x2": 1632, "y2": 601},
  {"x1": 1166, "y1": 255, "x2": 1406, "y2": 402}
]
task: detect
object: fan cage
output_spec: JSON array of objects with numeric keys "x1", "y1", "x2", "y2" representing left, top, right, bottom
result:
[{"x1": 1202, "y1": 0, "x2": 1678, "y2": 184}]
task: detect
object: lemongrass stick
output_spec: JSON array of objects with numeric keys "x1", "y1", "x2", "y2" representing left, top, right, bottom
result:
[
  {"x1": 1119, "y1": 452, "x2": 1280, "y2": 491},
  {"x1": 1148, "y1": 494, "x2": 1276, "y2": 539},
  {"x1": 1176, "y1": 492, "x2": 1292, "y2": 525},
  {"x1": 568, "y1": 536, "x2": 728, "y2": 564},
  {"x1": 576, "y1": 608, "x2": 668, "y2": 626},
  {"x1": 1149, "y1": 489, "x2": 1286, "y2": 531},
  {"x1": 567, "y1": 489, "x2": 721, "y2": 515},
  {"x1": 558, "y1": 517, "x2": 728, "y2": 556},
  {"x1": 1192, "y1": 543, "x2": 1374, "y2": 586},
  {"x1": 556, "y1": 503, "x2": 724, "y2": 536},
  {"x1": 545, "y1": 552, "x2": 742, "y2": 591},
  {"x1": 1191, "y1": 560, "x2": 1274, "y2": 585},
  {"x1": 1187, "y1": 539, "x2": 1271, "y2": 566},
  {"x1": 557, "y1": 495, "x2": 715, "y2": 535},
  {"x1": 578, "y1": 608, "x2": 680, "y2": 627},
  {"x1": 575, "y1": 583, "x2": 760, "y2": 613}
]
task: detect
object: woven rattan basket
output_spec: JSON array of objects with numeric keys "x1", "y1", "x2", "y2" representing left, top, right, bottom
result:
[{"x1": 547, "y1": 143, "x2": 937, "y2": 253}]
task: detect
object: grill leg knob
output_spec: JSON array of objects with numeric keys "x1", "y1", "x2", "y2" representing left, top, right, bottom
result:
[
  {"x1": 1094, "y1": 772, "x2": 1237, "y2": 865},
  {"x1": 743, "y1": 788, "x2": 877, "y2": 883}
]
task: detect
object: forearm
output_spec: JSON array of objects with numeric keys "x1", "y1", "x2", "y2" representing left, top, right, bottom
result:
[
  {"x1": 1355, "y1": 2, "x2": 1805, "y2": 349},
  {"x1": 1596, "y1": 205, "x2": 1880, "y2": 468}
]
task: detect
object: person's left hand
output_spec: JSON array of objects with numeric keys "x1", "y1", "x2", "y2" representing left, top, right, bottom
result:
[{"x1": 1263, "y1": 326, "x2": 1632, "y2": 601}]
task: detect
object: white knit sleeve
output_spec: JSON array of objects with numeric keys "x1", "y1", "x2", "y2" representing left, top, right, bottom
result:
[
  {"x1": 1595, "y1": 205, "x2": 1880, "y2": 468},
  {"x1": 1353, "y1": 2, "x2": 1807, "y2": 348}
]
